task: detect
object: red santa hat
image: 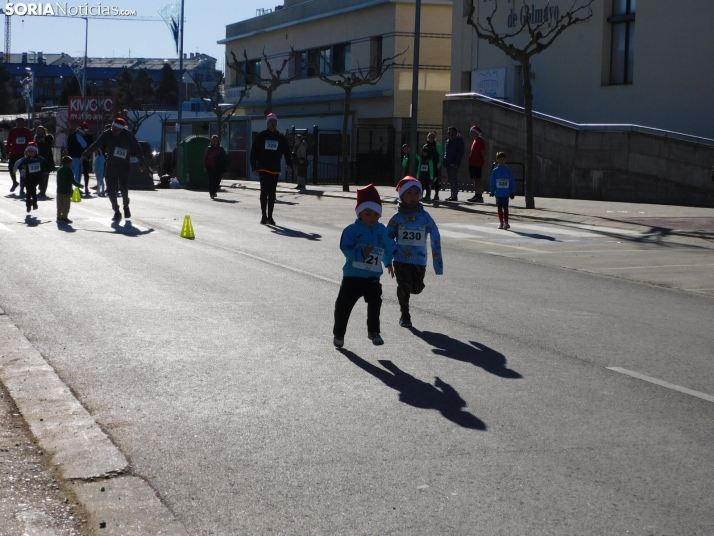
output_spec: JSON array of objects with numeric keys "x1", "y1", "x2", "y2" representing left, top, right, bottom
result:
[
  {"x1": 25, "y1": 142, "x2": 38, "y2": 153},
  {"x1": 470, "y1": 125, "x2": 482, "y2": 134},
  {"x1": 112, "y1": 118, "x2": 127, "y2": 129},
  {"x1": 80, "y1": 122, "x2": 90, "y2": 130},
  {"x1": 355, "y1": 184, "x2": 382, "y2": 216},
  {"x1": 266, "y1": 113, "x2": 278, "y2": 123},
  {"x1": 395, "y1": 176, "x2": 422, "y2": 198}
]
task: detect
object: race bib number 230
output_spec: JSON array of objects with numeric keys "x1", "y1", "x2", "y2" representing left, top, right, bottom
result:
[{"x1": 398, "y1": 225, "x2": 426, "y2": 247}]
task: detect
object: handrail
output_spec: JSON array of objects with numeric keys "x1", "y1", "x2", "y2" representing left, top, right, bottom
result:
[{"x1": 445, "y1": 92, "x2": 714, "y2": 147}]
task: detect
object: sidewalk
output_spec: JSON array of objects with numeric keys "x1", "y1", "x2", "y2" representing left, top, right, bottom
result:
[{"x1": 228, "y1": 179, "x2": 714, "y2": 242}]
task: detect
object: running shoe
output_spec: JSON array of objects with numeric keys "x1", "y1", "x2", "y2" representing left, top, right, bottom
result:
[
  {"x1": 498, "y1": 222, "x2": 504, "y2": 229},
  {"x1": 260, "y1": 216, "x2": 268, "y2": 225},
  {"x1": 10, "y1": 182, "x2": 17, "y2": 192},
  {"x1": 267, "y1": 217, "x2": 276, "y2": 225},
  {"x1": 368, "y1": 332, "x2": 384, "y2": 345},
  {"x1": 112, "y1": 210, "x2": 122, "y2": 221},
  {"x1": 504, "y1": 222, "x2": 510, "y2": 230},
  {"x1": 399, "y1": 317, "x2": 412, "y2": 328},
  {"x1": 32, "y1": 203, "x2": 38, "y2": 210},
  {"x1": 333, "y1": 337, "x2": 344, "y2": 348}
]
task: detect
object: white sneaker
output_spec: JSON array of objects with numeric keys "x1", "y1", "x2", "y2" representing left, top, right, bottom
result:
[
  {"x1": 504, "y1": 222, "x2": 510, "y2": 230},
  {"x1": 498, "y1": 222, "x2": 504, "y2": 229},
  {"x1": 333, "y1": 337, "x2": 344, "y2": 348}
]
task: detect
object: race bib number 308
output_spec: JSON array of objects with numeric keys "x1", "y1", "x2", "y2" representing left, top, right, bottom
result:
[
  {"x1": 265, "y1": 140, "x2": 278, "y2": 150},
  {"x1": 114, "y1": 147, "x2": 128, "y2": 159},
  {"x1": 398, "y1": 225, "x2": 426, "y2": 247},
  {"x1": 352, "y1": 246, "x2": 384, "y2": 272},
  {"x1": 496, "y1": 178, "x2": 510, "y2": 189}
]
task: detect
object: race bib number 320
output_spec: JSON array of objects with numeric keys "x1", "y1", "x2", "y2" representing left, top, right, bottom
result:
[
  {"x1": 352, "y1": 246, "x2": 384, "y2": 272},
  {"x1": 114, "y1": 147, "x2": 128, "y2": 159},
  {"x1": 398, "y1": 225, "x2": 426, "y2": 247},
  {"x1": 265, "y1": 140, "x2": 278, "y2": 150},
  {"x1": 496, "y1": 178, "x2": 510, "y2": 189}
]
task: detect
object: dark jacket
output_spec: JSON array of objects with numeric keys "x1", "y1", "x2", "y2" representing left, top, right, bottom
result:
[
  {"x1": 250, "y1": 130, "x2": 292, "y2": 174},
  {"x1": 34, "y1": 134, "x2": 55, "y2": 171},
  {"x1": 204, "y1": 145, "x2": 228, "y2": 173},
  {"x1": 67, "y1": 130, "x2": 89, "y2": 158},
  {"x1": 443, "y1": 134, "x2": 465, "y2": 168},
  {"x1": 81, "y1": 129, "x2": 144, "y2": 174}
]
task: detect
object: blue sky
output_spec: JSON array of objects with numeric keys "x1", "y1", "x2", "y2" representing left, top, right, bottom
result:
[{"x1": 7, "y1": 0, "x2": 266, "y2": 70}]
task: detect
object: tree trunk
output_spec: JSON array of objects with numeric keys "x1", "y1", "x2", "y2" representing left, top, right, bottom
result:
[
  {"x1": 522, "y1": 58, "x2": 536, "y2": 209},
  {"x1": 264, "y1": 89, "x2": 274, "y2": 116},
  {"x1": 341, "y1": 88, "x2": 352, "y2": 192}
]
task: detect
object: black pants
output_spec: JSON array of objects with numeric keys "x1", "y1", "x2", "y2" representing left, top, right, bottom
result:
[
  {"x1": 24, "y1": 175, "x2": 40, "y2": 209},
  {"x1": 419, "y1": 177, "x2": 431, "y2": 198},
  {"x1": 82, "y1": 159, "x2": 92, "y2": 189},
  {"x1": 333, "y1": 277, "x2": 382, "y2": 337},
  {"x1": 105, "y1": 168, "x2": 130, "y2": 212},
  {"x1": 259, "y1": 172, "x2": 279, "y2": 217},
  {"x1": 394, "y1": 261, "x2": 426, "y2": 319},
  {"x1": 432, "y1": 168, "x2": 441, "y2": 197},
  {"x1": 207, "y1": 168, "x2": 222, "y2": 196}
]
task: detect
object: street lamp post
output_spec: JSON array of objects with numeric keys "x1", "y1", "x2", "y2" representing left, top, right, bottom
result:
[
  {"x1": 21, "y1": 67, "x2": 34, "y2": 121},
  {"x1": 81, "y1": 17, "x2": 88, "y2": 121},
  {"x1": 175, "y1": 0, "x2": 185, "y2": 179}
]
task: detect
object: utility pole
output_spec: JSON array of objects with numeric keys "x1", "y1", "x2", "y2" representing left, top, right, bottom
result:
[
  {"x1": 82, "y1": 17, "x2": 88, "y2": 121},
  {"x1": 175, "y1": 0, "x2": 185, "y2": 179},
  {"x1": 409, "y1": 0, "x2": 421, "y2": 176}
]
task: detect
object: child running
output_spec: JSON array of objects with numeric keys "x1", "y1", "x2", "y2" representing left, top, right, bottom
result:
[
  {"x1": 56, "y1": 156, "x2": 83, "y2": 223},
  {"x1": 13, "y1": 142, "x2": 49, "y2": 213},
  {"x1": 387, "y1": 177, "x2": 443, "y2": 328},
  {"x1": 489, "y1": 151, "x2": 516, "y2": 229},
  {"x1": 333, "y1": 184, "x2": 394, "y2": 348}
]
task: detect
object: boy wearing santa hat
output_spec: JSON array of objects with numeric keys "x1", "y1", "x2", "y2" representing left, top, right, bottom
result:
[
  {"x1": 387, "y1": 177, "x2": 443, "y2": 328},
  {"x1": 333, "y1": 184, "x2": 394, "y2": 348},
  {"x1": 13, "y1": 142, "x2": 50, "y2": 213}
]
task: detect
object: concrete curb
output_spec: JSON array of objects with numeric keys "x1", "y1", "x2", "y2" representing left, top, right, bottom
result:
[{"x1": 0, "y1": 308, "x2": 188, "y2": 535}]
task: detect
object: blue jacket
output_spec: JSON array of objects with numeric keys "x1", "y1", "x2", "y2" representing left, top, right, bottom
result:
[
  {"x1": 490, "y1": 165, "x2": 517, "y2": 198},
  {"x1": 340, "y1": 219, "x2": 393, "y2": 278},
  {"x1": 387, "y1": 206, "x2": 443, "y2": 274},
  {"x1": 443, "y1": 134, "x2": 464, "y2": 167}
]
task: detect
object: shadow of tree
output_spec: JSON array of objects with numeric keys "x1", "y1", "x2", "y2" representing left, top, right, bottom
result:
[
  {"x1": 409, "y1": 329, "x2": 522, "y2": 379},
  {"x1": 339, "y1": 349, "x2": 486, "y2": 430}
]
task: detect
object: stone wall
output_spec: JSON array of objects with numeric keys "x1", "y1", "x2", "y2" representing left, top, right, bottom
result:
[{"x1": 442, "y1": 95, "x2": 714, "y2": 207}]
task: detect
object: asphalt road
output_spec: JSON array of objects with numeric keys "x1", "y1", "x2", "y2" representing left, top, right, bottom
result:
[{"x1": 1, "y1": 185, "x2": 713, "y2": 535}]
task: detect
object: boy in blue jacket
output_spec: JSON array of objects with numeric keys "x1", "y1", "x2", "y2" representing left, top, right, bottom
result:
[
  {"x1": 387, "y1": 177, "x2": 443, "y2": 328},
  {"x1": 489, "y1": 151, "x2": 517, "y2": 229},
  {"x1": 333, "y1": 184, "x2": 394, "y2": 348}
]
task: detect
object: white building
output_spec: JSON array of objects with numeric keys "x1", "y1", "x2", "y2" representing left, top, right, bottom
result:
[{"x1": 450, "y1": 0, "x2": 714, "y2": 139}]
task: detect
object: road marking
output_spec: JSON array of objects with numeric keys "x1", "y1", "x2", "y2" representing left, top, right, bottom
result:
[
  {"x1": 439, "y1": 229, "x2": 544, "y2": 253},
  {"x1": 595, "y1": 263, "x2": 714, "y2": 271},
  {"x1": 607, "y1": 367, "x2": 714, "y2": 403}
]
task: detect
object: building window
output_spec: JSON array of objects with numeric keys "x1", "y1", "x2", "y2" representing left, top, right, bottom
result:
[
  {"x1": 332, "y1": 43, "x2": 351, "y2": 73},
  {"x1": 369, "y1": 37, "x2": 382, "y2": 70},
  {"x1": 235, "y1": 58, "x2": 261, "y2": 86},
  {"x1": 608, "y1": 0, "x2": 635, "y2": 85},
  {"x1": 293, "y1": 42, "x2": 352, "y2": 79}
]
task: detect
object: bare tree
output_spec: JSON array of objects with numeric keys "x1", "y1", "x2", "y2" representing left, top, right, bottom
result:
[
  {"x1": 228, "y1": 48, "x2": 302, "y2": 116},
  {"x1": 122, "y1": 108, "x2": 156, "y2": 136},
  {"x1": 313, "y1": 51, "x2": 405, "y2": 191},
  {"x1": 466, "y1": 0, "x2": 594, "y2": 209},
  {"x1": 194, "y1": 70, "x2": 250, "y2": 144}
]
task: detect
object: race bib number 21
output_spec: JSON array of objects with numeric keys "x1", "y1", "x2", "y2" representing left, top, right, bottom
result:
[{"x1": 352, "y1": 246, "x2": 384, "y2": 272}]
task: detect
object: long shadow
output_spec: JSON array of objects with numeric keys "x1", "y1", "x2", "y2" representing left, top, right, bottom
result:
[
  {"x1": 339, "y1": 349, "x2": 486, "y2": 430},
  {"x1": 84, "y1": 220, "x2": 154, "y2": 236},
  {"x1": 274, "y1": 198, "x2": 298, "y2": 205},
  {"x1": 409, "y1": 329, "x2": 522, "y2": 379},
  {"x1": 268, "y1": 225, "x2": 321, "y2": 241},
  {"x1": 24, "y1": 215, "x2": 51, "y2": 227},
  {"x1": 507, "y1": 230, "x2": 559, "y2": 241},
  {"x1": 212, "y1": 198, "x2": 239, "y2": 204},
  {"x1": 56, "y1": 221, "x2": 76, "y2": 233}
]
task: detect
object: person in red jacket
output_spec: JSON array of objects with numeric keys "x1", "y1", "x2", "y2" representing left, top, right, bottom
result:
[
  {"x1": 7, "y1": 117, "x2": 33, "y2": 194},
  {"x1": 203, "y1": 135, "x2": 228, "y2": 199},
  {"x1": 468, "y1": 125, "x2": 486, "y2": 203}
]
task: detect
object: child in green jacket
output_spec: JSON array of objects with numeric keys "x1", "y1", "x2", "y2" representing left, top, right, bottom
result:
[{"x1": 56, "y1": 156, "x2": 83, "y2": 223}]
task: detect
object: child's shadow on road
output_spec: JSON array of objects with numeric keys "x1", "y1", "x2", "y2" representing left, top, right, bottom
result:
[
  {"x1": 409, "y1": 329, "x2": 522, "y2": 379},
  {"x1": 339, "y1": 349, "x2": 486, "y2": 430},
  {"x1": 268, "y1": 225, "x2": 321, "y2": 241}
]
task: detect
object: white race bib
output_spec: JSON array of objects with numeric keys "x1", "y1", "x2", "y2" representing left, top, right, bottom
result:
[
  {"x1": 496, "y1": 178, "x2": 510, "y2": 189},
  {"x1": 398, "y1": 225, "x2": 426, "y2": 247},
  {"x1": 265, "y1": 140, "x2": 278, "y2": 151},
  {"x1": 352, "y1": 246, "x2": 384, "y2": 272},
  {"x1": 28, "y1": 162, "x2": 41, "y2": 173},
  {"x1": 420, "y1": 165, "x2": 429, "y2": 172},
  {"x1": 16, "y1": 137, "x2": 25, "y2": 144},
  {"x1": 114, "y1": 147, "x2": 128, "y2": 159}
]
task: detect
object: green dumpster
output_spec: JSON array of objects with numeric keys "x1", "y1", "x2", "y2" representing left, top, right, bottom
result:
[{"x1": 178, "y1": 135, "x2": 210, "y2": 190}]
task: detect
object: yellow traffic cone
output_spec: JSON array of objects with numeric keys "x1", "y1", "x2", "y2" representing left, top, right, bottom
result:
[
  {"x1": 180, "y1": 215, "x2": 195, "y2": 239},
  {"x1": 71, "y1": 188, "x2": 82, "y2": 203}
]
